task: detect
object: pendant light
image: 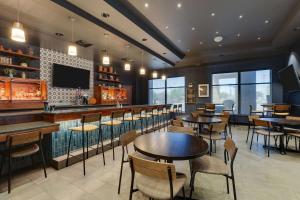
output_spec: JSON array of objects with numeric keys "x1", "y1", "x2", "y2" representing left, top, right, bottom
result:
[
  {"x1": 102, "y1": 33, "x2": 110, "y2": 65},
  {"x1": 124, "y1": 45, "x2": 131, "y2": 71},
  {"x1": 68, "y1": 17, "x2": 77, "y2": 56},
  {"x1": 139, "y1": 50, "x2": 146, "y2": 75},
  {"x1": 152, "y1": 71, "x2": 158, "y2": 78},
  {"x1": 11, "y1": 0, "x2": 26, "y2": 42},
  {"x1": 161, "y1": 74, "x2": 167, "y2": 80}
]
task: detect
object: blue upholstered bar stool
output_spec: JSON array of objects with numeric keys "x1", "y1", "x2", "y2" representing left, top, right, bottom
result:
[
  {"x1": 151, "y1": 106, "x2": 163, "y2": 132},
  {"x1": 123, "y1": 108, "x2": 142, "y2": 132},
  {"x1": 67, "y1": 113, "x2": 105, "y2": 175},
  {"x1": 140, "y1": 107, "x2": 153, "y2": 134},
  {"x1": 101, "y1": 110, "x2": 125, "y2": 160}
]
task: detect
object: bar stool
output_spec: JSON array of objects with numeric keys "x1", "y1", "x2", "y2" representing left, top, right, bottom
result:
[
  {"x1": 178, "y1": 104, "x2": 183, "y2": 115},
  {"x1": 123, "y1": 108, "x2": 143, "y2": 133},
  {"x1": 140, "y1": 107, "x2": 153, "y2": 134},
  {"x1": 101, "y1": 111, "x2": 125, "y2": 160},
  {"x1": 0, "y1": 130, "x2": 47, "y2": 193},
  {"x1": 152, "y1": 106, "x2": 163, "y2": 132},
  {"x1": 171, "y1": 104, "x2": 178, "y2": 119},
  {"x1": 67, "y1": 113, "x2": 105, "y2": 175},
  {"x1": 162, "y1": 105, "x2": 171, "y2": 131}
]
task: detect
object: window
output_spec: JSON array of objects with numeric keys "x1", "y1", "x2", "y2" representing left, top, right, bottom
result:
[
  {"x1": 212, "y1": 73, "x2": 238, "y2": 113},
  {"x1": 240, "y1": 70, "x2": 271, "y2": 114},
  {"x1": 212, "y1": 70, "x2": 271, "y2": 114},
  {"x1": 148, "y1": 77, "x2": 185, "y2": 111},
  {"x1": 148, "y1": 79, "x2": 165, "y2": 105}
]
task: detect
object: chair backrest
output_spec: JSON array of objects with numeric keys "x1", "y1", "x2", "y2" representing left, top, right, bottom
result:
[
  {"x1": 120, "y1": 130, "x2": 137, "y2": 147},
  {"x1": 286, "y1": 116, "x2": 300, "y2": 121},
  {"x1": 171, "y1": 119, "x2": 184, "y2": 127},
  {"x1": 248, "y1": 115, "x2": 260, "y2": 122},
  {"x1": 7, "y1": 130, "x2": 41, "y2": 147},
  {"x1": 210, "y1": 122, "x2": 227, "y2": 133},
  {"x1": 172, "y1": 104, "x2": 178, "y2": 112},
  {"x1": 81, "y1": 113, "x2": 101, "y2": 123},
  {"x1": 273, "y1": 105, "x2": 290, "y2": 112},
  {"x1": 205, "y1": 103, "x2": 215, "y2": 110},
  {"x1": 112, "y1": 110, "x2": 125, "y2": 119},
  {"x1": 128, "y1": 154, "x2": 176, "y2": 180},
  {"x1": 253, "y1": 119, "x2": 271, "y2": 128},
  {"x1": 168, "y1": 125, "x2": 194, "y2": 135},
  {"x1": 224, "y1": 138, "x2": 238, "y2": 163}
]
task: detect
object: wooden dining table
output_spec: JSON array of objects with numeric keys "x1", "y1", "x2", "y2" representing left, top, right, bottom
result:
[
  {"x1": 181, "y1": 116, "x2": 222, "y2": 133},
  {"x1": 134, "y1": 132, "x2": 209, "y2": 163}
]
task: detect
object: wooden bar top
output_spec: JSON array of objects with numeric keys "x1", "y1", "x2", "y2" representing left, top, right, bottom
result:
[{"x1": 0, "y1": 121, "x2": 59, "y2": 142}]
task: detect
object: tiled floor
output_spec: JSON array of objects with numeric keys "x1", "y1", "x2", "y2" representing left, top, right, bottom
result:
[{"x1": 1, "y1": 126, "x2": 300, "y2": 200}]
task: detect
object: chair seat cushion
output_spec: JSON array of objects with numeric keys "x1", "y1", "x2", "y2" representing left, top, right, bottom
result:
[
  {"x1": 191, "y1": 155, "x2": 229, "y2": 176},
  {"x1": 123, "y1": 117, "x2": 140, "y2": 121},
  {"x1": 274, "y1": 112, "x2": 290, "y2": 116},
  {"x1": 256, "y1": 129, "x2": 284, "y2": 136},
  {"x1": 199, "y1": 132, "x2": 222, "y2": 140},
  {"x1": 136, "y1": 172, "x2": 186, "y2": 200},
  {"x1": 69, "y1": 124, "x2": 98, "y2": 132},
  {"x1": 101, "y1": 120, "x2": 122, "y2": 126},
  {"x1": 4, "y1": 144, "x2": 40, "y2": 158}
]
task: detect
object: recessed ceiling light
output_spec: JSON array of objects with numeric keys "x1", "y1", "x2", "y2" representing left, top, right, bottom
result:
[
  {"x1": 165, "y1": 25, "x2": 169, "y2": 29},
  {"x1": 294, "y1": 26, "x2": 300, "y2": 31},
  {"x1": 237, "y1": 33, "x2": 241, "y2": 37},
  {"x1": 214, "y1": 35, "x2": 223, "y2": 43},
  {"x1": 211, "y1": 12, "x2": 215, "y2": 17},
  {"x1": 216, "y1": 31, "x2": 219, "y2": 34},
  {"x1": 142, "y1": 38, "x2": 147, "y2": 41},
  {"x1": 264, "y1": 20, "x2": 269, "y2": 24},
  {"x1": 192, "y1": 27, "x2": 196, "y2": 31},
  {"x1": 144, "y1": 3, "x2": 149, "y2": 8},
  {"x1": 200, "y1": 41, "x2": 203, "y2": 45},
  {"x1": 162, "y1": 52, "x2": 166, "y2": 55},
  {"x1": 257, "y1": 37, "x2": 261, "y2": 40},
  {"x1": 177, "y1": 3, "x2": 182, "y2": 8},
  {"x1": 239, "y1": 15, "x2": 243, "y2": 19}
]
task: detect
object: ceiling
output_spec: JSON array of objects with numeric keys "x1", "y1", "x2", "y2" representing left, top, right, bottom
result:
[{"x1": 0, "y1": 0, "x2": 299, "y2": 70}]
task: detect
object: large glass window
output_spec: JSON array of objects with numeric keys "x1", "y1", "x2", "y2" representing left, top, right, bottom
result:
[
  {"x1": 212, "y1": 70, "x2": 271, "y2": 114},
  {"x1": 148, "y1": 77, "x2": 185, "y2": 110}
]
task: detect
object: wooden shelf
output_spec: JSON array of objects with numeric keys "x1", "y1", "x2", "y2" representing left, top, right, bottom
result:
[
  {"x1": 0, "y1": 49, "x2": 40, "y2": 60},
  {"x1": 0, "y1": 63, "x2": 40, "y2": 71},
  {"x1": 97, "y1": 71, "x2": 119, "y2": 76},
  {"x1": 98, "y1": 78, "x2": 120, "y2": 83}
]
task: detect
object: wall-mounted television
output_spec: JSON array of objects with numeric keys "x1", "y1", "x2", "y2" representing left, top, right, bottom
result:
[
  {"x1": 52, "y1": 63, "x2": 90, "y2": 89},
  {"x1": 278, "y1": 65, "x2": 300, "y2": 92}
]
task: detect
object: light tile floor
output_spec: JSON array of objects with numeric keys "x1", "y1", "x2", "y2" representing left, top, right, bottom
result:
[{"x1": 1, "y1": 126, "x2": 300, "y2": 200}]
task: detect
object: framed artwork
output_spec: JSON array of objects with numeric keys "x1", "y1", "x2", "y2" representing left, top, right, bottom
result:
[{"x1": 198, "y1": 84, "x2": 209, "y2": 97}]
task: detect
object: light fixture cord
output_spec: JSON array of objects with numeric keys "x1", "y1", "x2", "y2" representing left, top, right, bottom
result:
[
  {"x1": 71, "y1": 19, "x2": 74, "y2": 42},
  {"x1": 17, "y1": 0, "x2": 20, "y2": 22},
  {"x1": 141, "y1": 50, "x2": 144, "y2": 67}
]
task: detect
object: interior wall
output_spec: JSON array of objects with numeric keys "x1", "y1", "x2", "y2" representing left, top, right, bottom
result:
[
  {"x1": 40, "y1": 48, "x2": 94, "y2": 104},
  {"x1": 151, "y1": 55, "x2": 288, "y2": 113}
]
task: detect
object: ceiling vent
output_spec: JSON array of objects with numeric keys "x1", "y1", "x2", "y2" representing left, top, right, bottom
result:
[{"x1": 75, "y1": 40, "x2": 93, "y2": 48}]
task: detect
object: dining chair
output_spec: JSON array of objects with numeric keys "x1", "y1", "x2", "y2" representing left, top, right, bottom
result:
[
  {"x1": 223, "y1": 100, "x2": 235, "y2": 114},
  {"x1": 128, "y1": 154, "x2": 186, "y2": 200},
  {"x1": 199, "y1": 122, "x2": 227, "y2": 155},
  {"x1": 249, "y1": 105, "x2": 263, "y2": 116},
  {"x1": 273, "y1": 105, "x2": 290, "y2": 117},
  {"x1": 205, "y1": 103, "x2": 216, "y2": 112},
  {"x1": 0, "y1": 130, "x2": 47, "y2": 193},
  {"x1": 117, "y1": 130, "x2": 156, "y2": 194},
  {"x1": 221, "y1": 111, "x2": 232, "y2": 138},
  {"x1": 171, "y1": 119, "x2": 184, "y2": 127},
  {"x1": 285, "y1": 116, "x2": 300, "y2": 151},
  {"x1": 67, "y1": 113, "x2": 105, "y2": 175},
  {"x1": 190, "y1": 138, "x2": 238, "y2": 200},
  {"x1": 246, "y1": 115, "x2": 260, "y2": 143},
  {"x1": 250, "y1": 119, "x2": 284, "y2": 157},
  {"x1": 167, "y1": 125, "x2": 195, "y2": 135}
]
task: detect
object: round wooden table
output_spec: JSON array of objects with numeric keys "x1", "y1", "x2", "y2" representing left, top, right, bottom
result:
[
  {"x1": 181, "y1": 116, "x2": 222, "y2": 133},
  {"x1": 134, "y1": 132, "x2": 209, "y2": 162},
  {"x1": 198, "y1": 112, "x2": 224, "y2": 117}
]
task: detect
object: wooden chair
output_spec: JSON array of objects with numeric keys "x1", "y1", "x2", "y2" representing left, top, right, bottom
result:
[
  {"x1": 167, "y1": 125, "x2": 194, "y2": 135},
  {"x1": 199, "y1": 122, "x2": 227, "y2": 155},
  {"x1": 250, "y1": 119, "x2": 284, "y2": 157},
  {"x1": 171, "y1": 119, "x2": 184, "y2": 127},
  {"x1": 117, "y1": 130, "x2": 156, "y2": 194},
  {"x1": 223, "y1": 101, "x2": 235, "y2": 114},
  {"x1": 0, "y1": 130, "x2": 47, "y2": 193},
  {"x1": 101, "y1": 111, "x2": 125, "y2": 160},
  {"x1": 285, "y1": 116, "x2": 300, "y2": 151},
  {"x1": 273, "y1": 105, "x2": 290, "y2": 117},
  {"x1": 246, "y1": 115, "x2": 260, "y2": 143},
  {"x1": 190, "y1": 138, "x2": 238, "y2": 200},
  {"x1": 123, "y1": 108, "x2": 142, "y2": 133},
  {"x1": 205, "y1": 103, "x2": 216, "y2": 112},
  {"x1": 221, "y1": 111, "x2": 232, "y2": 138},
  {"x1": 67, "y1": 113, "x2": 105, "y2": 175},
  {"x1": 249, "y1": 105, "x2": 263, "y2": 116},
  {"x1": 128, "y1": 154, "x2": 186, "y2": 200}
]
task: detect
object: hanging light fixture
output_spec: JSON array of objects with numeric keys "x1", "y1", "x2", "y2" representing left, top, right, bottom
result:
[
  {"x1": 124, "y1": 45, "x2": 131, "y2": 71},
  {"x1": 140, "y1": 50, "x2": 146, "y2": 75},
  {"x1": 161, "y1": 74, "x2": 167, "y2": 80},
  {"x1": 102, "y1": 33, "x2": 110, "y2": 65},
  {"x1": 11, "y1": 0, "x2": 26, "y2": 42},
  {"x1": 152, "y1": 71, "x2": 158, "y2": 78},
  {"x1": 68, "y1": 17, "x2": 77, "y2": 56}
]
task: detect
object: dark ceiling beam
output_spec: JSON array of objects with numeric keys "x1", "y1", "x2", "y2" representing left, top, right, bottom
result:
[
  {"x1": 104, "y1": 0, "x2": 185, "y2": 59},
  {"x1": 50, "y1": 0, "x2": 175, "y2": 66}
]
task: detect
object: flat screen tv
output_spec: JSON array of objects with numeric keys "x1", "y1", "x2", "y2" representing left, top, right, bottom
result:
[
  {"x1": 52, "y1": 63, "x2": 90, "y2": 89},
  {"x1": 278, "y1": 65, "x2": 300, "y2": 91}
]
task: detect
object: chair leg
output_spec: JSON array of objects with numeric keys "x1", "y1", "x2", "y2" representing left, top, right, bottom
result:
[
  {"x1": 82, "y1": 131, "x2": 86, "y2": 176},
  {"x1": 246, "y1": 124, "x2": 250, "y2": 143},
  {"x1": 118, "y1": 151, "x2": 124, "y2": 194},
  {"x1": 209, "y1": 139, "x2": 212, "y2": 156},
  {"x1": 86, "y1": 131, "x2": 89, "y2": 159},
  {"x1": 181, "y1": 186, "x2": 185, "y2": 199},
  {"x1": 189, "y1": 171, "x2": 196, "y2": 199},
  {"x1": 66, "y1": 131, "x2": 73, "y2": 167},
  {"x1": 232, "y1": 176, "x2": 237, "y2": 200},
  {"x1": 8, "y1": 156, "x2": 12, "y2": 193},
  {"x1": 295, "y1": 137, "x2": 298, "y2": 151},
  {"x1": 268, "y1": 135, "x2": 270, "y2": 157},
  {"x1": 0, "y1": 156, "x2": 4, "y2": 176},
  {"x1": 250, "y1": 131, "x2": 255, "y2": 150},
  {"x1": 111, "y1": 125, "x2": 115, "y2": 161},
  {"x1": 100, "y1": 129, "x2": 106, "y2": 166},
  {"x1": 39, "y1": 140, "x2": 47, "y2": 178},
  {"x1": 286, "y1": 135, "x2": 290, "y2": 151},
  {"x1": 226, "y1": 176, "x2": 229, "y2": 194}
]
